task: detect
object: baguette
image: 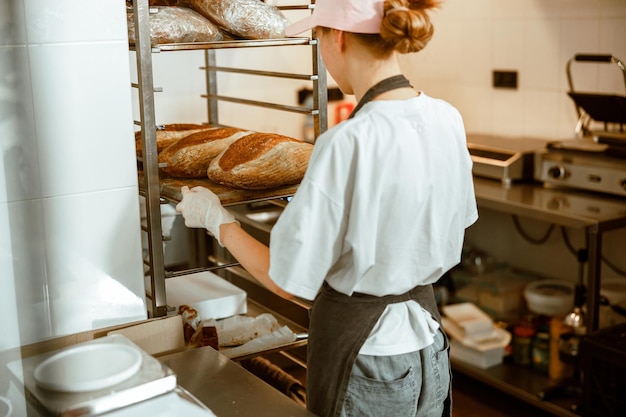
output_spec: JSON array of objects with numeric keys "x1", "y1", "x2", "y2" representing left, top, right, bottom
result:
[
  {"x1": 135, "y1": 123, "x2": 214, "y2": 157},
  {"x1": 159, "y1": 127, "x2": 252, "y2": 178},
  {"x1": 207, "y1": 133, "x2": 313, "y2": 190}
]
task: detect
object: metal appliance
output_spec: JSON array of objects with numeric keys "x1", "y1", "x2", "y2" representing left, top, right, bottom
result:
[
  {"x1": 565, "y1": 54, "x2": 626, "y2": 137},
  {"x1": 534, "y1": 53, "x2": 626, "y2": 197},
  {"x1": 466, "y1": 133, "x2": 550, "y2": 187},
  {"x1": 534, "y1": 141, "x2": 626, "y2": 197}
]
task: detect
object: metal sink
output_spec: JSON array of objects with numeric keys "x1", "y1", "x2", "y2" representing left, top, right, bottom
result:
[
  {"x1": 229, "y1": 202, "x2": 284, "y2": 236},
  {"x1": 244, "y1": 210, "x2": 281, "y2": 226}
]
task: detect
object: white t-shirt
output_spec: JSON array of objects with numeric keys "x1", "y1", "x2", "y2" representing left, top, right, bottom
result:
[{"x1": 269, "y1": 93, "x2": 478, "y2": 355}]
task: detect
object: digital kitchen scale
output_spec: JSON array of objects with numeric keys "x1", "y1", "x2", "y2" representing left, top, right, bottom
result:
[
  {"x1": 7, "y1": 334, "x2": 177, "y2": 417},
  {"x1": 466, "y1": 134, "x2": 551, "y2": 187}
]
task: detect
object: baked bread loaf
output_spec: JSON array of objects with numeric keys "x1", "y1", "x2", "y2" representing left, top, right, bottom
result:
[
  {"x1": 181, "y1": 0, "x2": 288, "y2": 39},
  {"x1": 159, "y1": 127, "x2": 252, "y2": 178},
  {"x1": 135, "y1": 123, "x2": 214, "y2": 157},
  {"x1": 207, "y1": 132, "x2": 313, "y2": 190},
  {"x1": 127, "y1": 6, "x2": 225, "y2": 46}
]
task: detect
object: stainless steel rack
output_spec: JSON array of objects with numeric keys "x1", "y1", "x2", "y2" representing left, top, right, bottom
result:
[{"x1": 129, "y1": 0, "x2": 327, "y2": 318}]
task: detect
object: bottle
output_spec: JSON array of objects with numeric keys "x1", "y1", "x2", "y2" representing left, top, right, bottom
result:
[
  {"x1": 513, "y1": 318, "x2": 536, "y2": 366},
  {"x1": 549, "y1": 315, "x2": 574, "y2": 380},
  {"x1": 532, "y1": 324, "x2": 550, "y2": 373}
]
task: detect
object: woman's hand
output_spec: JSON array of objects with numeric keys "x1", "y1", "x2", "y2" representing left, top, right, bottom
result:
[
  {"x1": 175, "y1": 186, "x2": 238, "y2": 246},
  {"x1": 176, "y1": 185, "x2": 293, "y2": 299}
]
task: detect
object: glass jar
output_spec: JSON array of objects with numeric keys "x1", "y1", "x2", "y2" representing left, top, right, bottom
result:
[
  {"x1": 513, "y1": 322, "x2": 536, "y2": 366},
  {"x1": 532, "y1": 325, "x2": 550, "y2": 373}
]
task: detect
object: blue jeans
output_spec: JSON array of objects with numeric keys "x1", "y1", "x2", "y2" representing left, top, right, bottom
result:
[{"x1": 340, "y1": 328, "x2": 450, "y2": 417}]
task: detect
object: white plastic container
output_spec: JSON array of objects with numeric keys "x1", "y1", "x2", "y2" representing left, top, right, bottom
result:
[
  {"x1": 165, "y1": 271, "x2": 247, "y2": 320},
  {"x1": 450, "y1": 339, "x2": 504, "y2": 369},
  {"x1": 524, "y1": 279, "x2": 574, "y2": 316}
]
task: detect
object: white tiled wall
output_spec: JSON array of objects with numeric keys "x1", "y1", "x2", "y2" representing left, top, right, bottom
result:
[
  {"x1": 403, "y1": 0, "x2": 626, "y2": 139},
  {"x1": 0, "y1": 0, "x2": 146, "y2": 351},
  {"x1": 402, "y1": 0, "x2": 626, "y2": 285}
]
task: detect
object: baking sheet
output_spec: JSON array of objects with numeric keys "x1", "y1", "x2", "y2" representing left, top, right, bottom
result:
[{"x1": 138, "y1": 170, "x2": 299, "y2": 206}]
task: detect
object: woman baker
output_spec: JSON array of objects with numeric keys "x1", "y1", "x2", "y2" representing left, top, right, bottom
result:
[{"x1": 176, "y1": 0, "x2": 478, "y2": 416}]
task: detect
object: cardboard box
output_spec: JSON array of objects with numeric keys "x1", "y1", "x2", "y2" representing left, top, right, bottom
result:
[
  {"x1": 108, "y1": 315, "x2": 185, "y2": 357},
  {"x1": 6, "y1": 316, "x2": 185, "y2": 367}
]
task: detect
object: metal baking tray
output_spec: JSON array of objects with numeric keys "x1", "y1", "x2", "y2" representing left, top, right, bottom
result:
[
  {"x1": 138, "y1": 170, "x2": 299, "y2": 206},
  {"x1": 6, "y1": 334, "x2": 177, "y2": 417},
  {"x1": 466, "y1": 134, "x2": 550, "y2": 187}
]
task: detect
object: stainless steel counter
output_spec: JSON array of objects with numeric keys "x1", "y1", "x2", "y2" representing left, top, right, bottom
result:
[
  {"x1": 159, "y1": 346, "x2": 316, "y2": 417},
  {"x1": 465, "y1": 177, "x2": 626, "y2": 417},
  {"x1": 473, "y1": 177, "x2": 626, "y2": 331}
]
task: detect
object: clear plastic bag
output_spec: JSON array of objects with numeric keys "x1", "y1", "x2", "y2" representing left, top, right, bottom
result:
[
  {"x1": 127, "y1": 6, "x2": 225, "y2": 45},
  {"x1": 182, "y1": 0, "x2": 288, "y2": 39}
]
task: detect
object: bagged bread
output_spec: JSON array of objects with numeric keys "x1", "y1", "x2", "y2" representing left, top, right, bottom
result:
[
  {"x1": 207, "y1": 132, "x2": 313, "y2": 190},
  {"x1": 135, "y1": 123, "x2": 214, "y2": 157},
  {"x1": 127, "y1": 6, "x2": 224, "y2": 45},
  {"x1": 159, "y1": 127, "x2": 252, "y2": 178},
  {"x1": 181, "y1": 0, "x2": 288, "y2": 39}
]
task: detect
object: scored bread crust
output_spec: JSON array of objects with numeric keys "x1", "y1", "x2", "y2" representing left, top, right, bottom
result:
[
  {"x1": 135, "y1": 123, "x2": 215, "y2": 157},
  {"x1": 207, "y1": 133, "x2": 313, "y2": 190},
  {"x1": 159, "y1": 127, "x2": 252, "y2": 178}
]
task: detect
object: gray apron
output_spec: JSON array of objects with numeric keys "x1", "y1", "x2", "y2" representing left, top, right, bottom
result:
[
  {"x1": 306, "y1": 282, "x2": 450, "y2": 417},
  {"x1": 306, "y1": 75, "x2": 452, "y2": 417}
]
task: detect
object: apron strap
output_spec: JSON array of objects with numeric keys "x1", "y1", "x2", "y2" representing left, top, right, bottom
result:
[{"x1": 348, "y1": 74, "x2": 413, "y2": 119}]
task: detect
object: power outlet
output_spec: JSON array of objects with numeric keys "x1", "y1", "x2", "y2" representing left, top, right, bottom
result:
[{"x1": 493, "y1": 70, "x2": 518, "y2": 89}]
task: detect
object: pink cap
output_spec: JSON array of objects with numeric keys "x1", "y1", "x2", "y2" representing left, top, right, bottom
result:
[{"x1": 285, "y1": 0, "x2": 385, "y2": 37}]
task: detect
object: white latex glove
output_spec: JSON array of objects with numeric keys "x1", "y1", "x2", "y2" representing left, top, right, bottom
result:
[{"x1": 175, "y1": 186, "x2": 238, "y2": 246}]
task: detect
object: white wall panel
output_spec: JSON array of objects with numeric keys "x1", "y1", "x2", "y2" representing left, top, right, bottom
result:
[
  {"x1": 42, "y1": 188, "x2": 146, "y2": 336},
  {"x1": 0, "y1": 202, "x2": 21, "y2": 351},
  {"x1": 1, "y1": 0, "x2": 145, "y2": 353},
  {"x1": 23, "y1": 0, "x2": 128, "y2": 44},
  {"x1": 29, "y1": 42, "x2": 137, "y2": 198},
  {"x1": 0, "y1": 45, "x2": 41, "y2": 204},
  {"x1": 2, "y1": 197, "x2": 51, "y2": 347}
]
